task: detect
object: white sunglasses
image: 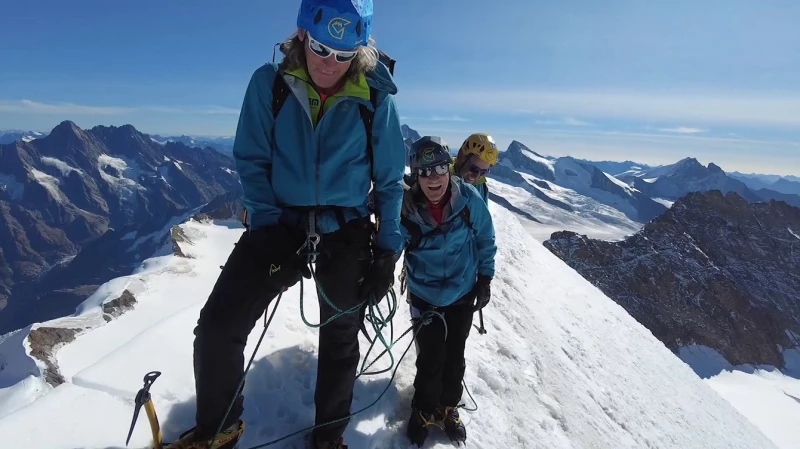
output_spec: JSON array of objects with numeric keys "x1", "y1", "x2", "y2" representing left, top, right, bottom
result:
[{"x1": 306, "y1": 34, "x2": 358, "y2": 63}]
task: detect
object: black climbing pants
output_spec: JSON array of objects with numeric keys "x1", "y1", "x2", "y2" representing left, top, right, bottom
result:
[
  {"x1": 410, "y1": 291, "x2": 476, "y2": 413},
  {"x1": 192, "y1": 217, "x2": 373, "y2": 442}
]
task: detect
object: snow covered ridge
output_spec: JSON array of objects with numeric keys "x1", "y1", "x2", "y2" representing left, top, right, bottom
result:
[
  {"x1": 0, "y1": 209, "x2": 779, "y2": 448},
  {"x1": 0, "y1": 120, "x2": 241, "y2": 335}
]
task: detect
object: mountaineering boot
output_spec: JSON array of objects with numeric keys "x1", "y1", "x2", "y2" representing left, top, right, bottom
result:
[
  {"x1": 437, "y1": 406, "x2": 467, "y2": 444},
  {"x1": 406, "y1": 406, "x2": 441, "y2": 447},
  {"x1": 164, "y1": 420, "x2": 245, "y2": 449},
  {"x1": 310, "y1": 435, "x2": 348, "y2": 449}
]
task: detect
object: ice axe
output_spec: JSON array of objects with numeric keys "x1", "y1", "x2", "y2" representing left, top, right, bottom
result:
[
  {"x1": 475, "y1": 309, "x2": 487, "y2": 335},
  {"x1": 126, "y1": 371, "x2": 163, "y2": 449}
]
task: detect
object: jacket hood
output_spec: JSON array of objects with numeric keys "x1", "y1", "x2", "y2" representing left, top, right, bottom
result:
[
  {"x1": 402, "y1": 176, "x2": 468, "y2": 228},
  {"x1": 365, "y1": 57, "x2": 398, "y2": 95}
]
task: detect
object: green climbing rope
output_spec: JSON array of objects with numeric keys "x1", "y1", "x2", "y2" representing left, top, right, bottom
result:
[
  {"x1": 210, "y1": 228, "x2": 479, "y2": 449},
  {"x1": 241, "y1": 309, "x2": 445, "y2": 449}
]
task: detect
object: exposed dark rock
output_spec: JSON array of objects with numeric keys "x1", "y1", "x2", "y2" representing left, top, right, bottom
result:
[
  {"x1": 545, "y1": 190, "x2": 800, "y2": 368},
  {"x1": 170, "y1": 226, "x2": 190, "y2": 258},
  {"x1": 102, "y1": 289, "x2": 137, "y2": 320},
  {"x1": 27, "y1": 326, "x2": 80, "y2": 386}
]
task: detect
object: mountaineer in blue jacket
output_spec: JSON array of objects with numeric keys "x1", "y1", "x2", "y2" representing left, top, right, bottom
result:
[
  {"x1": 399, "y1": 136, "x2": 497, "y2": 447},
  {"x1": 168, "y1": 1, "x2": 405, "y2": 448}
]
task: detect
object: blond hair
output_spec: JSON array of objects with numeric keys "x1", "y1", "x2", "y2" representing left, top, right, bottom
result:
[{"x1": 278, "y1": 32, "x2": 379, "y2": 82}]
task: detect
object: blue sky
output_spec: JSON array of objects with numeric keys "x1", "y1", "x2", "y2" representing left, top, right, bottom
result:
[{"x1": 2, "y1": 0, "x2": 800, "y2": 176}]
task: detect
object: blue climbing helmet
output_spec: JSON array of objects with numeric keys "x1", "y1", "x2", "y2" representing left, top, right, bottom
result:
[
  {"x1": 297, "y1": 0, "x2": 373, "y2": 50},
  {"x1": 409, "y1": 136, "x2": 453, "y2": 177}
]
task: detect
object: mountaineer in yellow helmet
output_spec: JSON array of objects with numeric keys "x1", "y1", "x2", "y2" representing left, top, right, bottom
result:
[{"x1": 451, "y1": 133, "x2": 499, "y2": 204}]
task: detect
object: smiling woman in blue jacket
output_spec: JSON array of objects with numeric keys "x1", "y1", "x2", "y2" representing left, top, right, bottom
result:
[
  {"x1": 399, "y1": 136, "x2": 497, "y2": 447},
  {"x1": 169, "y1": 1, "x2": 406, "y2": 449}
]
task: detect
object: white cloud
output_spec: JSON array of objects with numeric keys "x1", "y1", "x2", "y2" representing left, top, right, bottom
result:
[
  {"x1": 535, "y1": 117, "x2": 592, "y2": 126},
  {"x1": 430, "y1": 115, "x2": 468, "y2": 122},
  {"x1": 0, "y1": 100, "x2": 131, "y2": 115},
  {"x1": 659, "y1": 127, "x2": 706, "y2": 134},
  {"x1": 400, "y1": 115, "x2": 469, "y2": 122},
  {"x1": 398, "y1": 88, "x2": 800, "y2": 128},
  {"x1": 0, "y1": 99, "x2": 239, "y2": 116}
]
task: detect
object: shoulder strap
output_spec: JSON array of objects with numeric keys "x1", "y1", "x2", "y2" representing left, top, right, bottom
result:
[
  {"x1": 459, "y1": 205, "x2": 473, "y2": 231},
  {"x1": 272, "y1": 72, "x2": 291, "y2": 118},
  {"x1": 400, "y1": 214, "x2": 423, "y2": 251},
  {"x1": 403, "y1": 204, "x2": 472, "y2": 252},
  {"x1": 358, "y1": 86, "x2": 379, "y2": 184}
]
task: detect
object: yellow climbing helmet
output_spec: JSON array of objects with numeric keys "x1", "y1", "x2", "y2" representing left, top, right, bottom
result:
[{"x1": 459, "y1": 132, "x2": 499, "y2": 166}]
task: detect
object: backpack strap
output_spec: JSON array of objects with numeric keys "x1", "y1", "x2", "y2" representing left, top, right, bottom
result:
[
  {"x1": 271, "y1": 72, "x2": 291, "y2": 118},
  {"x1": 459, "y1": 205, "x2": 473, "y2": 231},
  {"x1": 401, "y1": 214, "x2": 423, "y2": 251},
  {"x1": 358, "y1": 86, "x2": 379, "y2": 184},
  {"x1": 402, "y1": 205, "x2": 473, "y2": 252}
]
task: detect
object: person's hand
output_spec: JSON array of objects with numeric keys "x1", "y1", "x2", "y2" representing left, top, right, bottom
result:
[
  {"x1": 359, "y1": 248, "x2": 397, "y2": 303},
  {"x1": 248, "y1": 225, "x2": 311, "y2": 282},
  {"x1": 473, "y1": 275, "x2": 492, "y2": 312}
]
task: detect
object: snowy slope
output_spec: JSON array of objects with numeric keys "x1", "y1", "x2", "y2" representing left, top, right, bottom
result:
[
  {"x1": 0, "y1": 210, "x2": 777, "y2": 449},
  {"x1": 491, "y1": 144, "x2": 664, "y2": 241},
  {"x1": 680, "y1": 345, "x2": 800, "y2": 449},
  {"x1": 487, "y1": 175, "x2": 642, "y2": 242},
  {"x1": 0, "y1": 326, "x2": 49, "y2": 418}
]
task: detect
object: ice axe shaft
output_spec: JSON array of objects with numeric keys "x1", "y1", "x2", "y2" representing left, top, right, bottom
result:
[{"x1": 476, "y1": 309, "x2": 487, "y2": 335}]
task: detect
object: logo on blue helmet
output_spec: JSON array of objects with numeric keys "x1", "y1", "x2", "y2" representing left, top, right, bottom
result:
[
  {"x1": 410, "y1": 136, "x2": 452, "y2": 170},
  {"x1": 297, "y1": 0, "x2": 373, "y2": 50}
]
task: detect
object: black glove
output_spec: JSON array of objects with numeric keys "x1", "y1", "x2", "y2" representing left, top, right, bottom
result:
[
  {"x1": 473, "y1": 274, "x2": 492, "y2": 312},
  {"x1": 359, "y1": 248, "x2": 398, "y2": 303},
  {"x1": 248, "y1": 225, "x2": 311, "y2": 282}
]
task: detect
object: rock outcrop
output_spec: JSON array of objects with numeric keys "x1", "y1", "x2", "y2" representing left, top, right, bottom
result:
[{"x1": 544, "y1": 190, "x2": 800, "y2": 368}]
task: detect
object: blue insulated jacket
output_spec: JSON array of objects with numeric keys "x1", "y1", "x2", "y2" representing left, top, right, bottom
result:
[
  {"x1": 473, "y1": 182, "x2": 489, "y2": 204},
  {"x1": 400, "y1": 177, "x2": 497, "y2": 307},
  {"x1": 232, "y1": 60, "x2": 406, "y2": 254}
]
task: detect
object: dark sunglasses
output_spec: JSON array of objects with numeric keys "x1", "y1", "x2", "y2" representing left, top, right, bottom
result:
[
  {"x1": 468, "y1": 162, "x2": 490, "y2": 177},
  {"x1": 416, "y1": 163, "x2": 450, "y2": 178},
  {"x1": 307, "y1": 34, "x2": 358, "y2": 63}
]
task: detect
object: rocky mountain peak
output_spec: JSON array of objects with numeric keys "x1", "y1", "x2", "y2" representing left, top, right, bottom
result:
[
  {"x1": 501, "y1": 141, "x2": 556, "y2": 182},
  {"x1": 708, "y1": 162, "x2": 724, "y2": 175},
  {"x1": 668, "y1": 157, "x2": 708, "y2": 178},
  {"x1": 507, "y1": 140, "x2": 538, "y2": 157},
  {"x1": 400, "y1": 124, "x2": 421, "y2": 143},
  {"x1": 0, "y1": 121, "x2": 240, "y2": 334},
  {"x1": 45, "y1": 120, "x2": 88, "y2": 145},
  {"x1": 544, "y1": 190, "x2": 800, "y2": 368}
]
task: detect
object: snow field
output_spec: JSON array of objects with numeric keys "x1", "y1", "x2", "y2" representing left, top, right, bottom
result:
[{"x1": 0, "y1": 207, "x2": 779, "y2": 449}]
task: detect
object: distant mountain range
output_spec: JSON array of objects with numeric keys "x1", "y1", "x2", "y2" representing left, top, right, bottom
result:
[
  {"x1": 496, "y1": 141, "x2": 668, "y2": 223},
  {"x1": 0, "y1": 130, "x2": 48, "y2": 145},
  {"x1": 148, "y1": 134, "x2": 235, "y2": 156},
  {"x1": 1, "y1": 129, "x2": 235, "y2": 156},
  {"x1": 729, "y1": 171, "x2": 800, "y2": 196},
  {"x1": 0, "y1": 121, "x2": 239, "y2": 333},
  {"x1": 398, "y1": 127, "x2": 800, "y2": 242},
  {"x1": 616, "y1": 157, "x2": 800, "y2": 208}
]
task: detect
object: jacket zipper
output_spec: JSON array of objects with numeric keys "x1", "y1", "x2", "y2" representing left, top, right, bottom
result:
[
  {"x1": 281, "y1": 72, "x2": 320, "y2": 205},
  {"x1": 281, "y1": 71, "x2": 371, "y2": 211}
]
